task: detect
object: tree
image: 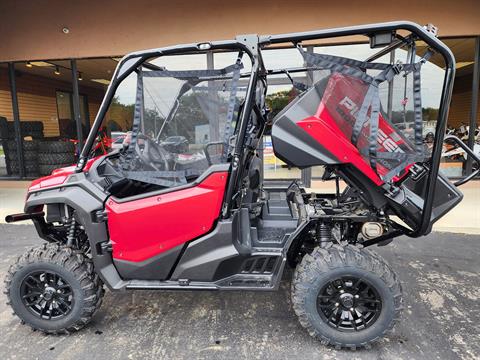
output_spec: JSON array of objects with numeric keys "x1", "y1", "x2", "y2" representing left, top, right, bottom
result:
[
  {"x1": 265, "y1": 88, "x2": 298, "y2": 118},
  {"x1": 105, "y1": 96, "x2": 134, "y2": 131}
]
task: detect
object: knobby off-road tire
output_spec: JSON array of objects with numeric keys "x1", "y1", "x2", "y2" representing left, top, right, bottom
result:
[
  {"x1": 6, "y1": 121, "x2": 44, "y2": 135},
  {"x1": 39, "y1": 141, "x2": 75, "y2": 154},
  {"x1": 39, "y1": 163, "x2": 72, "y2": 176},
  {"x1": 38, "y1": 152, "x2": 76, "y2": 165},
  {"x1": 9, "y1": 160, "x2": 39, "y2": 175},
  {"x1": 6, "y1": 139, "x2": 39, "y2": 152},
  {"x1": 6, "y1": 150, "x2": 38, "y2": 162},
  {"x1": 4, "y1": 243, "x2": 104, "y2": 334},
  {"x1": 291, "y1": 244, "x2": 402, "y2": 350}
]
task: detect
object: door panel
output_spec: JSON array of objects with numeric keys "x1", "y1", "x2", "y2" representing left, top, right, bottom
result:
[{"x1": 106, "y1": 171, "x2": 228, "y2": 262}]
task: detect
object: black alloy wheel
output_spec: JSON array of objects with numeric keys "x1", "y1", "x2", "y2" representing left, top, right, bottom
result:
[
  {"x1": 316, "y1": 276, "x2": 382, "y2": 331},
  {"x1": 5, "y1": 243, "x2": 104, "y2": 334},
  {"x1": 291, "y1": 245, "x2": 402, "y2": 349},
  {"x1": 20, "y1": 270, "x2": 74, "y2": 320}
]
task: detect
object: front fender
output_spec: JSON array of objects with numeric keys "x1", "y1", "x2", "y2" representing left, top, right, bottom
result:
[{"x1": 25, "y1": 184, "x2": 124, "y2": 290}]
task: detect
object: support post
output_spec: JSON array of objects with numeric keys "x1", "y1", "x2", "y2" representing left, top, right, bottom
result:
[
  {"x1": 71, "y1": 59, "x2": 83, "y2": 150},
  {"x1": 206, "y1": 52, "x2": 220, "y2": 142},
  {"x1": 8, "y1": 62, "x2": 24, "y2": 178},
  {"x1": 387, "y1": 50, "x2": 395, "y2": 120},
  {"x1": 301, "y1": 46, "x2": 314, "y2": 187},
  {"x1": 466, "y1": 37, "x2": 480, "y2": 175}
]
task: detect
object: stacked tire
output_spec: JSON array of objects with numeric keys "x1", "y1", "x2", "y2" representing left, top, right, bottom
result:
[
  {"x1": 38, "y1": 141, "x2": 76, "y2": 176},
  {"x1": 0, "y1": 117, "x2": 9, "y2": 176},
  {"x1": 0, "y1": 117, "x2": 8, "y2": 140},
  {"x1": 0, "y1": 118, "x2": 45, "y2": 177},
  {"x1": 3, "y1": 121, "x2": 44, "y2": 140},
  {"x1": 5, "y1": 140, "x2": 40, "y2": 177}
]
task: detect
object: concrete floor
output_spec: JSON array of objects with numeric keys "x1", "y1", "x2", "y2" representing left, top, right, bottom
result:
[{"x1": 0, "y1": 224, "x2": 478, "y2": 360}]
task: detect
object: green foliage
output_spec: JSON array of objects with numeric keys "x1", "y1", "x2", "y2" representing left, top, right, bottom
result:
[
  {"x1": 106, "y1": 96, "x2": 134, "y2": 131},
  {"x1": 164, "y1": 93, "x2": 210, "y2": 142},
  {"x1": 266, "y1": 88, "x2": 298, "y2": 118},
  {"x1": 422, "y1": 107, "x2": 439, "y2": 122}
]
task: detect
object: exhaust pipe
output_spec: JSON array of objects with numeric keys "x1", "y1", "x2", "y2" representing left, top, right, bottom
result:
[{"x1": 5, "y1": 211, "x2": 45, "y2": 223}]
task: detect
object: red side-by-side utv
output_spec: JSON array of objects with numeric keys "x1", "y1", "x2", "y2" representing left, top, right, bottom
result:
[{"x1": 4, "y1": 21, "x2": 479, "y2": 349}]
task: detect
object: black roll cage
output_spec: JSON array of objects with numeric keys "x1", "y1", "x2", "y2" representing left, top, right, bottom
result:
[{"x1": 76, "y1": 21, "x2": 456, "y2": 238}]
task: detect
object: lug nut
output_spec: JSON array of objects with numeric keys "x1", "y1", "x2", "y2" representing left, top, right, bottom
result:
[
  {"x1": 335, "y1": 303, "x2": 339, "y2": 307},
  {"x1": 340, "y1": 290, "x2": 344, "y2": 294},
  {"x1": 57, "y1": 290, "x2": 61, "y2": 293},
  {"x1": 350, "y1": 307, "x2": 354, "y2": 311},
  {"x1": 40, "y1": 295, "x2": 43, "y2": 298},
  {"x1": 355, "y1": 294, "x2": 359, "y2": 298}
]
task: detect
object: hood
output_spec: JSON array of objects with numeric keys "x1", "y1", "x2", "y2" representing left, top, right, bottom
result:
[{"x1": 28, "y1": 157, "x2": 99, "y2": 192}]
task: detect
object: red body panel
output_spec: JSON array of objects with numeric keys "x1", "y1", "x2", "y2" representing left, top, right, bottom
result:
[
  {"x1": 106, "y1": 172, "x2": 228, "y2": 262},
  {"x1": 298, "y1": 112, "x2": 384, "y2": 186},
  {"x1": 297, "y1": 73, "x2": 417, "y2": 185},
  {"x1": 29, "y1": 174, "x2": 69, "y2": 191},
  {"x1": 28, "y1": 157, "x2": 101, "y2": 192}
]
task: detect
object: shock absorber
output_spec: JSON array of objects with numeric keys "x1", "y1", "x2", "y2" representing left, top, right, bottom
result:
[
  {"x1": 317, "y1": 222, "x2": 332, "y2": 246},
  {"x1": 66, "y1": 215, "x2": 76, "y2": 247}
]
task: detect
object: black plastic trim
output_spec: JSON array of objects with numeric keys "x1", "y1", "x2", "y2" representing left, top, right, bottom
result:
[
  {"x1": 24, "y1": 182, "x2": 123, "y2": 290},
  {"x1": 113, "y1": 244, "x2": 184, "y2": 280}
]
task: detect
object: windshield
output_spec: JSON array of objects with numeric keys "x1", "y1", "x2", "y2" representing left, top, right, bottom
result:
[{"x1": 97, "y1": 52, "x2": 249, "y2": 188}]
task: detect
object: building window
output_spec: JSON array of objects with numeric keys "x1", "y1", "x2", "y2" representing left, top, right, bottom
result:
[{"x1": 55, "y1": 91, "x2": 89, "y2": 139}]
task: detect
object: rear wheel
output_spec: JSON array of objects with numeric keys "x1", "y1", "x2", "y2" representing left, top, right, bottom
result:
[
  {"x1": 4, "y1": 243, "x2": 104, "y2": 334},
  {"x1": 291, "y1": 245, "x2": 402, "y2": 349}
]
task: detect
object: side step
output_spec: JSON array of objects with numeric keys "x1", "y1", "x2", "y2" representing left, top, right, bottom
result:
[
  {"x1": 126, "y1": 280, "x2": 219, "y2": 290},
  {"x1": 124, "y1": 254, "x2": 285, "y2": 291}
]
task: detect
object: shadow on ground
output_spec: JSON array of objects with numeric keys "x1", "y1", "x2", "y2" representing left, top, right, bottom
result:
[{"x1": 0, "y1": 224, "x2": 478, "y2": 360}]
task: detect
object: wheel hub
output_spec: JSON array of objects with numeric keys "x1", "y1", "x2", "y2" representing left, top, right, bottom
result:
[
  {"x1": 20, "y1": 271, "x2": 74, "y2": 320},
  {"x1": 317, "y1": 276, "x2": 382, "y2": 332},
  {"x1": 339, "y1": 293, "x2": 354, "y2": 308},
  {"x1": 43, "y1": 286, "x2": 56, "y2": 300}
]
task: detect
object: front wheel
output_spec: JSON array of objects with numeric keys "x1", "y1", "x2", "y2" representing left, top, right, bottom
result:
[
  {"x1": 4, "y1": 243, "x2": 104, "y2": 334},
  {"x1": 291, "y1": 245, "x2": 402, "y2": 349}
]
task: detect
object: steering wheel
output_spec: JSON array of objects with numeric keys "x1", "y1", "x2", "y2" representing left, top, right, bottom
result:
[{"x1": 134, "y1": 133, "x2": 170, "y2": 171}]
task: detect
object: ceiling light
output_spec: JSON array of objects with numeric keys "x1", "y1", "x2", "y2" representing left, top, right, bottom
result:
[
  {"x1": 78, "y1": 72, "x2": 83, "y2": 81},
  {"x1": 25, "y1": 62, "x2": 33, "y2": 68},
  {"x1": 29, "y1": 61, "x2": 53, "y2": 67},
  {"x1": 54, "y1": 66, "x2": 61, "y2": 75},
  {"x1": 198, "y1": 42, "x2": 212, "y2": 50},
  {"x1": 91, "y1": 79, "x2": 111, "y2": 85}
]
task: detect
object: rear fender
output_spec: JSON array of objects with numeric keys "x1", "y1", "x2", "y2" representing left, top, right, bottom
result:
[{"x1": 284, "y1": 220, "x2": 314, "y2": 267}]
